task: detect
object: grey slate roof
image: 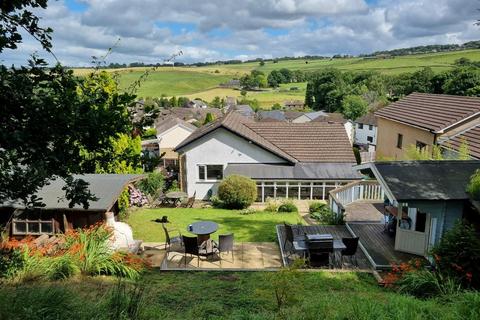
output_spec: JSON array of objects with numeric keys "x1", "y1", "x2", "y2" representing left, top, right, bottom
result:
[
  {"x1": 2, "y1": 174, "x2": 144, "y2": 212},
  {"x1": 234, "y1": 105, "x2": 255, "y2": 117},
  {"x1": 224, "y1": 163, "x2": 361, "y2": 180},
  {"x1": 257, "y1": 110, "x2": 286, "y2": 121},
  {"x1": 155, "y1": 117, "x2": 197, "y2": 135},
  {"x1": 373, "y1": 160, "x2": 480, "y2": 201},
  {"x1": 355, "y1": 113, "x2": 377, "y2": 126}
]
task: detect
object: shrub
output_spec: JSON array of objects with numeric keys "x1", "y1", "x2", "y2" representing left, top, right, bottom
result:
[
  {"x1": 217, "y1": 175, "x2": 257, "y2": 209},
  {"x1": 310, "y1": 206, "x2": 345, "y2": 225},
  {"x1": 278, "y1": 200, "x2": 298, "y2": 213},
  {"x1": 142, "y1": 127, "x2": 157, "y2": 139},
  {"x1": 309, "y1": 201, "x2": 326, "y2": 214},
  {"x1": 209, "y1": 195, "x2": 224, "y2": 208},
  {"x1": 466, "y1": 169, "x2": 480, "y2": 200},
  {"x1": 0, "y1": 247, "x2": 24, "y2": 279},
  {"x1": 137, "y1": 172, "x2": 165, "y2": 197},
  {"x1": 239, "y1": 208, "x2": 257, "y2": 215},
  {"x1": 264, "y1": 197, "x2": 280, "y2": 212},
  {"x1": 430, "y1": 221, "x2": 480, "y2": 289}
]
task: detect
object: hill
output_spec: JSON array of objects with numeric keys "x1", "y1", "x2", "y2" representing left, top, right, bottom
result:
[{"x1": 71, "y1": 49, "x2": 480, "y2": 107}]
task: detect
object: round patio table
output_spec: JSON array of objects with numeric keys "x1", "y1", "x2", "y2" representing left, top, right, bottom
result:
[
  {"x1": 187, "y1": 221, "x2": 218, "y2": 245},
  {"x1": 165, "y1": 191, "x2": 187, "y2": 207}
]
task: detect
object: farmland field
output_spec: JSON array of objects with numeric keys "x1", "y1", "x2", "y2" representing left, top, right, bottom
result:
[{"x1": 71, "y1": 49, "x2": 480, "y2": 107}]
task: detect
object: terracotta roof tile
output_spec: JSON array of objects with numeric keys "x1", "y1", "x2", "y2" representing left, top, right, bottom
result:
[
  {"x1": 375, "y1": 93, "x2": 480, "y2": 132},
  {"x1": 440, "y1": 124, "x2": 480, "y2": 159}
]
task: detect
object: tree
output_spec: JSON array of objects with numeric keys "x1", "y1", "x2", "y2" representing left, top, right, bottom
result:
[
  {"x1": 306, "y1": 69, "x2": 345, "y2": 112},
  {"x1": 203, "y1": 112, "x2": 216, "y2": 124},
  {"x1": 259, "y1": 60, "x2": 265, "y2": 66},
  {"x1": 341, "y1": 95, "x2": 368, "y2": 120},
  {"x1": 0, "y1": 1, "x2": 140, "y2": 208},
  {"x1": 210, "y1": 96, "x2": 223, "y2": 108},
  {"x1": 407, "y1": 67, "x2": 435, "y2": 94},
  {"x1": 443, "y1": 66, "x2": 480, "y2": 96}
]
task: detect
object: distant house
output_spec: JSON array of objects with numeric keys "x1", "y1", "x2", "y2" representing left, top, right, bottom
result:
[
  {"x1": 226, "y1": 96, "x2": 237, "y2": 107},
  {"x1": 257, "y1": 110, "x2": 286, "y2": 122},
  {"x1": 233, "y1": 104, "x2": 255, "y2": 118},
  {"x1": 283, "y1": 100, "x2": 304, "y2": 109},
  {"x1": 151, "y1": 117, "x2": 197, "y2": 168},
  {"x1": 354, "y1": 113, "x2": 378, "y2": 148},
  {"x1": 157, "y1": 107, "x2": 223, "y2": 123},
  {"x1": 291, "y1": 111, "x2": 327, "y2": 123},
  {"x1": 375, "y1": 93, "x2": 480, "y2": 160},
  {"x1": 175, "y1": 111, "x2": 360, "y2": 200},
  {"x1": 0, "y1": 174, "x2": 143, "y2": 238},
  {"x1": 220, "y1": 79, "x2": 241, "y2": 88},
  {"x1": 313, "y1": 112, "x2": 354, "y2": 145},
  {"x1": 357, "y1": 160, "x2": 480, "y2": 257},
  {"x1": 186, "y1": 99, "x2": 208, "y2": 109}
]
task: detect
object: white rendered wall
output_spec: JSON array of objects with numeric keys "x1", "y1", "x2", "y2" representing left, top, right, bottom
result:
[
  {"x1": 354, "y1": 123, "x2": 377, "y2": 146},
  {"x1": 180, "y1": 128, "x2": 286, "y2": 199},
  {"x1": 158, "y1": 126, "x2": 194, "y2": 149}
]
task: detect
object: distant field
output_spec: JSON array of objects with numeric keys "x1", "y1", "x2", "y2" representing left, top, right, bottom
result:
[{"x1": 71, "y1": 49, "x2": 480, "y2": 106}]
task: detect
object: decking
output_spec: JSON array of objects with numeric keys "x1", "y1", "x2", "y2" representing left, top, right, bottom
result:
[
  {"x1": 347, "y1": 223, "x2": 423, "y2": 269},
  {"x1": 276, "y1": 224, "x2": 371, "y2": 270}
]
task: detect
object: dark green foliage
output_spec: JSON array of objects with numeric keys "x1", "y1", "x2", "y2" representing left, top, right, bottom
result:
[
  {"x1": 310, "y1": 206, "x2": 345, "y2": 225},
  {"x1": 305, "y1": 68, "x2": 346, "y2": 112},
  {"x1": 137, "y1": 172, "x2": 165, "y2": 198},
  {"x1": 0, "y1": 248, "x2": 24, "y2": 279},
  {"x1": 308, "y1": 201, "x2": 326, "y2": 214},
  {"x1": 430, "y1": 221, "x2": 480, "y2": 289},
  {"x1": 105, "y1": 280, "x2": 147, "y2": 320},
  {"x1": 209, "y1": 195, "x2": 224, "y2": 208},
  {"x1": 443, "y1": 66, "x2": 480, "y2": 96},
  {"x1": 278, "y1": 200, "x2": 298, "y2": 213},
  {"x1": 466, "y1": 169, "x2": 480, "y2": 200},
  {"x1": 217, "y1": 175, "x2": 257, "y2": 209},
  {"x1": 341, "y1": 95, "x2": 368, "y2": 120},
  {"x1": 240, "y1": 70, "x2": 267, "y2": 89},
  {"x1": 203, "y1": 112, "x2": 216, "y2": 124}
]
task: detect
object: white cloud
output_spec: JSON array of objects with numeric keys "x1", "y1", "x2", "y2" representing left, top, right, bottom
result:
[{"x1": 2, "y1": 0, "x2": 478, "y2": 66}]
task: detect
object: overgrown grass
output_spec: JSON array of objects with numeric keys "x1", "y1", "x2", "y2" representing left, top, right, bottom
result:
[
  {"x1": 0, "y1": 271, "x2": 478, "y2": 319},
  {"x1": 126, "y1": 208, "x2": 303, "y2": 242}
]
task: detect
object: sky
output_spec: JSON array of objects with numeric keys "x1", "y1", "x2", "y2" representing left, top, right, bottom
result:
[{"x1": 1, "y1": 0, "x2": 479, "y2": 66}]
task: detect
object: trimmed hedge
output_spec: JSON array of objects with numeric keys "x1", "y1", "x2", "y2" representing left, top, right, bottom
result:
[{"x1": 217, "y1": 175, "x2": 257, "y2": 209}]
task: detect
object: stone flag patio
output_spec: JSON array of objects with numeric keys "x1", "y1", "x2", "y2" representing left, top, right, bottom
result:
[{"x1": 142, "y1": 242, "x2": 282, "y2": 270}]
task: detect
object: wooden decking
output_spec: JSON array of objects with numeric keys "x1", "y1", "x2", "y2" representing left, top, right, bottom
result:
[
  {"x1": 344, "y1": 201, "x2": 384, "y2": 223},
  {"x1": 347, "y1": 223, "x2": 423, "y2": 269},
  {"x1": 276, "y1": 224, "x2": 371, "y2": 270}
]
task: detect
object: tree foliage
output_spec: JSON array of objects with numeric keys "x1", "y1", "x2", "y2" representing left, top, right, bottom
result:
[{"x1": 341, "y1": 95, "x2": 368, "y2": 120}]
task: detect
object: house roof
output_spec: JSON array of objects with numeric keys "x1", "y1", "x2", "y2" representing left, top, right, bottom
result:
[
  {"x1": 246, "y1": 122, "x2": 356, "y2": 163},
  {"x1": 372, "y1": 160, "x2": 480, "y2": 201},
  {"x1": 2, "y1": 174, "x2": 144, "y2": 212},
  {"x1": 176, "y1": 111, "x2": 356, "y2": 163},
  {"x1": 157, "y1": 107, "x2": 223, "y2": 122},
  {"x1": 439, "y1": 124, "x2": 480, "y2": 159},
  {"x1": 355, "y1": 113, "x2": 377, "y2": 126},
  {"x1": 313, "y1": 112, "x2": 348, "y2": 124},
  {"x1": 257, "y1": 110, "x2": 286, "y2": 121},
  {"x1": 225, "y1": 163, "x2": 361, "y2": 180},
  {"x1": 375, "y1": 93, "x2": 480, "y2": 133},
  {"x1": 233, "y1": 105, "x2": 255, "y2": 117},
  {"x1": 175, "y1": 111, "x2": 297, "y2": 163},
  {"x1": 155, "y1": 117, "x2": 197, "y2": 135},
  {"x1": 284, "y1": 111, "x2": 304, "y2": 120}
]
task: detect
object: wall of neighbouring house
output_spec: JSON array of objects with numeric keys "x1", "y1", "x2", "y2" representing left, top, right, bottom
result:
[
  {"x1": 354, "y1": 123, "x2": 377, "y2": 146},
  {"x1": 179, "y1": 128, "x2": 287, "y2": 199},
  {"x1": 407, "y1": 200, "x2": 464, "y2": 246},
  {"x1": 376, "y1": 117, "x2": 435, "y2": 160},
  {"x1": 158, "y1": 126, "x2": 194, "y2": 150}
]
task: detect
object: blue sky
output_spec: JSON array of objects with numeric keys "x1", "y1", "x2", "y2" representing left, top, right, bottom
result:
[{"x1": 2, "y1": 0, "x2": 478, "y2": 66}]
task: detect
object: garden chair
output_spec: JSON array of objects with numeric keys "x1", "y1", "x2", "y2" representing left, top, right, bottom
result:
[
  {"x1": 341, "y1": 237, "x2": 359, "y2": 267},
  {"x1": 180, "y1": 191, "x2": 196, "y2": 208},
  {"x1": 182, "y1": 235, "x2": 200, "y2": 267},
  {"x1": 307, "y1": 239, "x2": 333, "y2": 268},
  {"x1": 283, "y1": 223, "x2": 306, "y2": 257},
  {"x1": 214, "y1": 233, "x2": 234, "y2": 264},
  {"x1": 162, "y1": 223, "x2": 182, "y2": 253}
]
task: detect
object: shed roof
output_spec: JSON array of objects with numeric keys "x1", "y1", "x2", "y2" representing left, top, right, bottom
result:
[
  {"x1": 372, "y1": 161, "x2": 480, "y2": 201},
  {"x1": 225, "y1": 163, "x2": 361, "y2": 180},
  {"x1": 155, "y1": 117, "x2": 196, "y2": 135},
  {"x1": 2, "y1": 174, "x2": 143, "y2": 212},
  {"x1": 375, "y1": 93, "x2": 480, "y2": 133}
]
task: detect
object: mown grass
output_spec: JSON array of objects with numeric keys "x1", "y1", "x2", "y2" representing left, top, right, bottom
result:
[
  {"x1": 126, "y1": 208, "x2": 304, "y2": 243},
  {"x1": 1, "y1": 271, "x2": 478, "y2": 320}
]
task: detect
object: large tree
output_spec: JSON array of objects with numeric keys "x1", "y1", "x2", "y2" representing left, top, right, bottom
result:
[{"x1": 0, "y1": 1, "x2": 140, "y2": 208}]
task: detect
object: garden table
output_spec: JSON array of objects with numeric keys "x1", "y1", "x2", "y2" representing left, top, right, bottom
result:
[
  {"x1": 187, "y1": 221, "x2": 219, "y2": 247},
  {"x1": 165, "y1": 191, "x2": 187, "y2": 207}
]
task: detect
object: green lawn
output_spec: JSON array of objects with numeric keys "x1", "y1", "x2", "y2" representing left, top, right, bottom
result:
[
  {"x1": 126, "y1": 208, "x2": 304, "y2": 243},
  {"x1": 1, "y1": 271, "x2": 478, "y2": 319}
]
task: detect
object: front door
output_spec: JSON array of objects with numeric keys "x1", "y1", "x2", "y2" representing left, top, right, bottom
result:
[{"x1": 394, "y1": 206, "x2": 429, "y2": 256}]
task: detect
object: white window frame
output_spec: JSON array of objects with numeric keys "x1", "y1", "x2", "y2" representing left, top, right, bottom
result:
[{"x1": 197, "y1": 164, "x2": 224, "y2": 182}]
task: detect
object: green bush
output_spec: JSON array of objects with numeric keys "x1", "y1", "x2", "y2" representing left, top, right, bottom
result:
[
  {"x1": 239, "y1": 208, "x2": 257, "y2": 215},
  {"x1": 142, "y1": 127, "x2": 157, "y2": 139},
  {"x1": 217, "y1": 175, "x2": 257, "y2": 209},
  {"x1": 310, "y1": 206, "x2": 345, "y2": 225},
  {"x1": 430, "y1": 221, "x2": 480, "y2": 289},
  {"x1": 209, "y1": 195, "x2": 224, "y2": 208},
  {"x1": 278, "y1": 200, "x2": 298, "y2": 213},
  {"x1": 466, "y1": 169, "x2": 480, "y2": 200},
  {"x1": 309, "y1": 201, "x2": 326, "y2": 214},
  {"x1": 0, "y1": 248, "x2": 24, "y2": 279},
  {"x1": 264, "y1": 197, "x2": 280, "y2": 212},
  {"x1": 137, "y1": 172, "x2": 165, "y2": 197}
]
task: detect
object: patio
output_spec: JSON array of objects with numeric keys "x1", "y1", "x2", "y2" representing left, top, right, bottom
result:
[{"x1": 142, "y1": 242, "x2": 282, "y2": 270}]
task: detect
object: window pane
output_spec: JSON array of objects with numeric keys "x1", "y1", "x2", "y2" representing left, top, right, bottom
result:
[
  {"x1": 14, "y1": 222, "x2": 26, "y2": 234},
  {"x1": 416, "y1": 211, "x2": 427, "y2": 232},
  {"x1": 198, "y1": 166, "x2": 205, "y2": 180},
  {"x1": 312, "y1": 187, "x2": 324, "y2": 200},
  {"x1": 256, "y1": 186, "x2": 262, "y2": 202},
  {"x1": 206, "y1": 165, "x2": 223, "y2": 180},
  {"x1": 41, "y1": 222, "x2": 53, "y2": 234},
  {"x1": 264, "y1": 186, "x2": 275, "y2": 199},
  {"x1": 397, "y1": 134, "x2": 403, "y2": 149},
  {"x1": 28, "y1": 223, "x2": 40, "y2": 234},
  {"x1": 288, "y1": 184, "x2": 299, "y2": 199},
  {"x1": 325, "y1": 187, "x2": 336, "y2": 199},
  {"x1": 276, "y1": 185, "x2": 287, "y2": 198},
  {"x1": 300, "y1": 186, "x2": 311, "y2": 199}
]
